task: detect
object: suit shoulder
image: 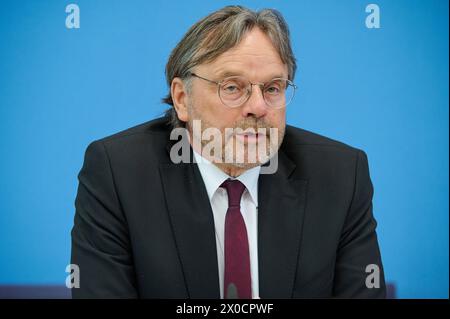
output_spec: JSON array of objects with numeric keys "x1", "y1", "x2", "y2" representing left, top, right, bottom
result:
[
  {"x1": 284, "y1": 125, "x2": 362, "y2": 155},
  {"x1": 98, "y1": 117, "x2": 171, "y2": 144},
  {"x1": 82, "y1": 117, "x2": 172, "y2": 160}
]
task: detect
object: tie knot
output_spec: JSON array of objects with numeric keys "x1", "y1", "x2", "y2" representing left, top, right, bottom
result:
[{"x1": 220, "y1": 179, "x2": 246, "y2": 207}]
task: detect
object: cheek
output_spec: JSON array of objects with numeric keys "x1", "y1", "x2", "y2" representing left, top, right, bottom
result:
[
  {"x1": 196, "y1": 102, "x2": 240, "y2": 130},
  {"x1": 266, "y1": 109, "x2": 286, "y2": 128},
  {"x1": 190, "y1": 90, "x2": 222, "y2": 120}
]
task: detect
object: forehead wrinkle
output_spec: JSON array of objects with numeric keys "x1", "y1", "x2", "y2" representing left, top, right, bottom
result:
[
  {"x1": 196, "y1": 28, "x2": 288, "y2": 81},
  {"x1": 206, "y1": 53, "x2": 287, "y2": 80}
]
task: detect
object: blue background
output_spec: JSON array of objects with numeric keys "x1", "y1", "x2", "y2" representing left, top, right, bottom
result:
[{"x1": 0, "y1": 0, "x2": 448, "y2": 298}]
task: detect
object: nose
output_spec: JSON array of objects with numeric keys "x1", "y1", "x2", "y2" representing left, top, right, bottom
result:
[{"x1": 241, "y1": 84, "x2": 268, "y2": 118}]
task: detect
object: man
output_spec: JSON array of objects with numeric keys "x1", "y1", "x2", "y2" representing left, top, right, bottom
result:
[{"x1": 71, "y1": 6, "x2": 386, "y2": 298}]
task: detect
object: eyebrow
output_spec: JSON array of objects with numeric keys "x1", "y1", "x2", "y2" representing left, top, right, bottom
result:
[
  {"x1": 214, "y1": 70, "x2": 243, "y2": 79},
  {"x1": 214, "y1": 70, "x2": 287, "y2": 82}
]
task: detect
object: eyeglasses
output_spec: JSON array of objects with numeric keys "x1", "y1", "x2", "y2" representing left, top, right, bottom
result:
[{"x1": 188, "y1": 72, "x2": 297, "y2": 109}]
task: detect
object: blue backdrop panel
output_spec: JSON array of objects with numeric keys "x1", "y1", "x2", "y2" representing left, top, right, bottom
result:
[{"x1": 0, "y1": 0, "x2": 448, "y2": 298}]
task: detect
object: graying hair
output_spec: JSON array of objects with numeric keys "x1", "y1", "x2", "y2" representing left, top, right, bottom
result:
[{"x1": 162, "y1": 5, "x2": 297, "y2": 128}]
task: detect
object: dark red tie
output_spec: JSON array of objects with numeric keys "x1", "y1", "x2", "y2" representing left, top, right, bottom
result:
[{"x1": 221, "y1": 179, "x2": 252, "y2": 299}]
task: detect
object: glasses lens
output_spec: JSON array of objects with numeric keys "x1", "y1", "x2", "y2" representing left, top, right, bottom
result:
[
  {"x1": 219, "y1": 77, "x2": 249, "y2": 107},
  {"x1": 264, "y1": 79, "x2": 295, "y2": 108}
]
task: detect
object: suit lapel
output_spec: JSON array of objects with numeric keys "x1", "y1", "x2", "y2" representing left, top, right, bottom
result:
[
  {"x1": 159, "y1": 153, "x2": 220, "y2": 298},
  {"x1": 159, "y1": 134, "x2": 308, "y2": 299},
  {"x1": 258, "y1": 150, "x2": 308, "y2": 298}
]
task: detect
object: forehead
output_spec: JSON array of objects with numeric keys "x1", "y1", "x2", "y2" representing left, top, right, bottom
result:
[{"x1": 198, "y1": 27, "x2": 288, "y2": 80}]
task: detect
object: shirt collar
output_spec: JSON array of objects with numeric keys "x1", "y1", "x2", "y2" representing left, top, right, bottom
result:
[{"x1": 193, "y1": 149, "x2": 260, "y2": 205}]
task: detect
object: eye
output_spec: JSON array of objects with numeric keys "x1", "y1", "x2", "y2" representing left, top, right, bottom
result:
[
  {"x1": 265, "y1": 80, "x2": 285, "y2": 95},
  {"x1": 223, "y1": 84, "x2": 240, "y2": 93},
  {"x1": 266, "y1": 86, "x2": 280, "y2": 94},
  {"x1": 221, "y1": 80, "x2": 244, "y2": 95}
]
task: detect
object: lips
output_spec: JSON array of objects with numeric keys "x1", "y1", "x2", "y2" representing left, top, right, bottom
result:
[{"x1": 235, "y1": 132, "x2": 266, "y2": 143}]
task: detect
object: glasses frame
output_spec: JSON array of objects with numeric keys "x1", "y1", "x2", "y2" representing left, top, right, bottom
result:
[{"x1": 188, "y1": 72, "x2": 297, "y2": 109}]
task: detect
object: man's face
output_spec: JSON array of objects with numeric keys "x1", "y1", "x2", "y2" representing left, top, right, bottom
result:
[{"x1": 185, "y1": 27, "x2": 287, "y2": 174}]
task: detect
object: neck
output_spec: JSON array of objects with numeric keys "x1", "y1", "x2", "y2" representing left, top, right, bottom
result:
[
  {"x1": 190, "y1": 143, "x2": 256, "y2": 178},
  {"x1": 188, "y1": 130, "x2": 261, "y2": 177},
  {"x1": 214, "y1": 162, "x2": 249, "y2": 178}
]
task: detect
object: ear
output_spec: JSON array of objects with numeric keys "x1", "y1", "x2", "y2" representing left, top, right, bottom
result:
[{"x1": 170, "y1": 77, "x2": 189, "y2": 122}]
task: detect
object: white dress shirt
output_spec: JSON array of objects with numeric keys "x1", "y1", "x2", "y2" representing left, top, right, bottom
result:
[{"x1": 193, "y1": 150, "x2": 260, "y2": 299}]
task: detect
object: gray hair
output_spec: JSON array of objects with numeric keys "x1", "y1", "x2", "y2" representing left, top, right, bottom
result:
[{"x1": 162, "y1": 5, "x2": 297, "y2": 128}]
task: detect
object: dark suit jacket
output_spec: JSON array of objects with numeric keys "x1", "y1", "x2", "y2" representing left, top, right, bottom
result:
[{"x1": 71, "y1": 116, "x2": 386, "y2": 298}]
